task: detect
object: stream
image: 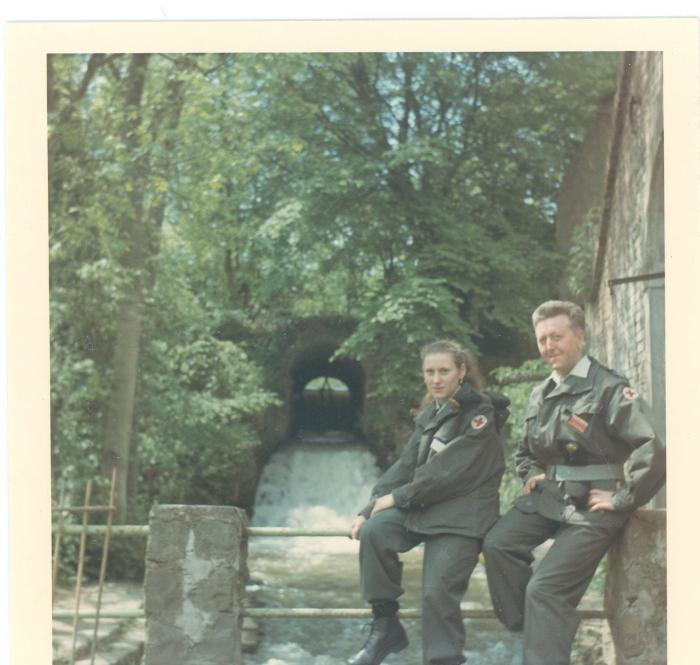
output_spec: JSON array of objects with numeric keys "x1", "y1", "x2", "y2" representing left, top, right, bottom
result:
[{"x1": 246, "y1": 433, "x2": 522, "y2": 665}]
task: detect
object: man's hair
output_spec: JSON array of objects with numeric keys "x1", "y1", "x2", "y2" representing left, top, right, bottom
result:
[{"x1": 531, "y1": 300, "x2": 585, "y2": 331}]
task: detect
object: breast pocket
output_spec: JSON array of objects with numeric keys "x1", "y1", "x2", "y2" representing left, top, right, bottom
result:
[{"x1": 561, "y1": 397, "x2": 602, "y2": 444}]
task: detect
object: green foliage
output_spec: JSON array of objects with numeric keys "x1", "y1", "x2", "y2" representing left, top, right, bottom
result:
[
  {"x1": 48, "y1": 52, "x2": 619, "y2": 546},
  {"x1": 336, "y1": 274, "x2": 469, "y2": 400},
  {"x1": 50, "y1": 350, "x2": 110, "y2": 484},
  {"x1": 490, "y1": 359, "x2": 550, "y2": 510},
  {"x1": 589, "y1": 552, "x2": 608, "y2": 594},
  {"x1": 136, "y1": 331, "x2": 279, "y2": 508},
  {"x1": 245, "y1": 51, "x2": 614, "y2": 400},
  {"x1": 54, "y1": 532, "x2": 147, "y2": 584},
  {"x1": 566, "y1": 207, "x2": 601, "y2": 300},
  {"x1": 134, "y1": 240, "x2": 281, "y2": 508}
]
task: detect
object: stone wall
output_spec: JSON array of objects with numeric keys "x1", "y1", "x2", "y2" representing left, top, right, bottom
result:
[
  {"x1": 555, "y1": 92, "x2": 615, "y2": 254},
  {"x1": 557, "y1": 53, "x2": 667, "y2": 664},
  {"x1": 255, "y1": 315, "x2": 361, "y2": 451},
  {"x1": 585, "y1": 53, "x2": 666, "y2": 510},
  {"x1": 254, "y1": 314, "x2": 415, "y2": 470},
  {"x1": 585, "y1": 52, "x2": 664, "y2": 398},
  {"x1": 557, "y1": 51, "x2": 666, "y2": 498},
  {"x1": 605, "y1": 510, "x2": 667, "y2": 665},
  {"x1": 144, "y1": 505, "x2": 249, "y2": 665}
]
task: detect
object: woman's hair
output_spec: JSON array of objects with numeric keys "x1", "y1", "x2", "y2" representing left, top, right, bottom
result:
[{"x1": 417, "y1": 339, "x2": 485, "y2": 409}]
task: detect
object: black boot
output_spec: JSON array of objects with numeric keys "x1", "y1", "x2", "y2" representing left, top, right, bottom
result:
[{"x1": 347, "y1": 614, "x2": 408, "y2": 665}]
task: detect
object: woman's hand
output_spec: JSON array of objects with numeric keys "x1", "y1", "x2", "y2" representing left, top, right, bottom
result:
[
  {"x1": 370, "y1": 494, "x2": 396, "y2": 516},
  {"x1": 350, "y1": 515, "x2": 367, "y2": 540},
  {"x1": 523, "y1": 473, "x2": 545, "y2": 495}
]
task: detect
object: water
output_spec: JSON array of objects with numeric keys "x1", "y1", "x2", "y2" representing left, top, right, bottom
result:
[{"x1": 246, "y1": 434, "x2": 522, "y2": 665}]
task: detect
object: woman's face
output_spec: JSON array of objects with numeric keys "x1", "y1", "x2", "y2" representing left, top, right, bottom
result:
[{"x1": 422, "y1": 352, "x2": 466, "y2": 402}]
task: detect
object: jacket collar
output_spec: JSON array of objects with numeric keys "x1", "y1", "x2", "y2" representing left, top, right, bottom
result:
[
  {"x1": 415, "y1": 383, "x2": 482, "y2": 428},
  {"x1": 543, "y1": 356, "x2": 599, "y2": 400},
  {"x1": 551, "y1": 355, "x2": 591, "y2": 385}
]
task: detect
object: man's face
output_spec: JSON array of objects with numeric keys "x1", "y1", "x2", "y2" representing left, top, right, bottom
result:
[{"x1": 535, "y1": 314, "x2": 585, "y2": 377}]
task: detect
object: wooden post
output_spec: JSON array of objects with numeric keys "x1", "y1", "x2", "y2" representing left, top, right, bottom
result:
[
  {"x1": 605, "y1": 509, "x2": 666, "y2": 665},
  {"x1": 144, "y1": 505, "x2": 249, "y2": 665}
]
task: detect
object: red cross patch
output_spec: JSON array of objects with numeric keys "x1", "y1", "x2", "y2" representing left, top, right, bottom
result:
[
  {"x1": 471, "y1": 415, "x2": 488, "y2": 430},
  {"x1": 623, "y1": 387, "x2": 638, "y2": 400}
]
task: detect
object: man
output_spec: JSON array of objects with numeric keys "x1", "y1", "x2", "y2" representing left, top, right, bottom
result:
[{"x1": 483, "y1": 300, "x2": 665, "y2": 665}]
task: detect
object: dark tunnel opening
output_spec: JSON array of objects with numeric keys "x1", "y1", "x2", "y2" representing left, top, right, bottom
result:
[{"x1": 288, "y1": 345, "x2": 365, "y2": 441}]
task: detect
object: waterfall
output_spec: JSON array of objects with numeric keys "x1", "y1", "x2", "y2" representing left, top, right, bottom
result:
[
  {"x1": 252, "y1": 439, "x2": 380, "y2": 554},
  {"x1": 246, "y1": 435, "x2": 522, "y2": 665},
  {"x1": 246, "y1": 437, "x2": 386, "y2": 664}
]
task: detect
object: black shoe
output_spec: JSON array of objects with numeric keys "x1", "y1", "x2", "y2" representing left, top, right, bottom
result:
[{"x1": 347, "y1": 614, "x2": 408, "y2": 665}]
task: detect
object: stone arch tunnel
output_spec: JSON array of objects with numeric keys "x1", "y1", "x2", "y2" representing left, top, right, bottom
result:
[{"x1": 287, "y1": 342, "x2": 365, "y2": 439}]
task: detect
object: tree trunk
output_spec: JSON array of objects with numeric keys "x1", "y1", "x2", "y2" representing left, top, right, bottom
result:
[
  {"x1": 103, "y1": 300, "x2": 143, "y2": 518},
  {"x1": 101, "y1": 54, "x2": 150, "y2": 521},
  {"x1": 101, "y1": 54, "x2": 189, "y2": 520}
]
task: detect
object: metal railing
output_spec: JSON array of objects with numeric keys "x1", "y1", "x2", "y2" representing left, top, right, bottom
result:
[
  {"x1": 53, "y1": 606, "x2": 606, "y2": 620},
  {"x1": 52, "y1": 522, "x2": 608, "y2": 622}
]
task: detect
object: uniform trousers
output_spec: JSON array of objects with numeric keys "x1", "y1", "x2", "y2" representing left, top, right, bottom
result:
[
  {"x1": 482, "y1": 507, "x2": 622, "y2": 665},
  {"x1": 359, "y1": 508, "x2": 480, "y2": 665}
]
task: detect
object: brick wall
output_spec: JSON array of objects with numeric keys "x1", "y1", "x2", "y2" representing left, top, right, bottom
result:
[
  {"x1": 585, "y1": 52, "x2": 664, "y2": 400},
  {"x1": 557, "y1": 51, "x2": 666, "y2": 508}
]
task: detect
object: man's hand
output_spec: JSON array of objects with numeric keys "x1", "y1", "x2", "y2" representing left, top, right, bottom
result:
[
  {"x1": 350, "y1": 515, "x2": 367, "y2": 540},
  {"x1": 370, "y1": 493, "x2": 396, "y2": 516},
  {"x1": 588, "y1": 489, "x2": 615, "y2": 512},
  {"x1": 524, "y1": 473, "x2": 546, "y2": 495}
]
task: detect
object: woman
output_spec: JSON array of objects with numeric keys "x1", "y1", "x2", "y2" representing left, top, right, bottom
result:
[{"x1": 348, "y1": 340, "x2": 508, "y2": 665}]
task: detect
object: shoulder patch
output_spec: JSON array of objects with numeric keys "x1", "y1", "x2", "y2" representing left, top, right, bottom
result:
[
  {"x1": 471, "y1": 414, "x2": 488, "y2": 430},
  {"x1": 622, "y1": 387, "x2": 639, "y2": 400}
]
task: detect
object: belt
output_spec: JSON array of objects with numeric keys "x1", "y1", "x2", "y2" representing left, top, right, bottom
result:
[{"x1": 546, "y1": 463, "x2": 624, "y2": 481}]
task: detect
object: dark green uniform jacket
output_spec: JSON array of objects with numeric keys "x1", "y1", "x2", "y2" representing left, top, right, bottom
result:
[
  {"x1": 359, "y1": 384, "x2": 507, "y2": 538},
  {"x1": 515, "y1": 356, "x2": 666, "y2": 526}
]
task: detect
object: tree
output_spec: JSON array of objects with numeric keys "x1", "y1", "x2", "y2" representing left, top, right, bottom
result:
[
  {"x1": 241, "y1": 52, "x2": 618, "y2": 394},
  {"x1": 48, "y1": 51, "x2": 619, "y2": 517},
  {"x1": 48, "y1": 54, "x2": 278, "y2": 518}
]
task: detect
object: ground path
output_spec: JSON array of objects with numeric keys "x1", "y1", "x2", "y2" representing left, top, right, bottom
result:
[{"x1": 53, "y1": 582, "x2": 144, "y2": 665}]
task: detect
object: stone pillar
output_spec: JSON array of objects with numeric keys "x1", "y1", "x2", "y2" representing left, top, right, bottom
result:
[
  {"x1": 144, "y1": 505, "x2": 249, "y2": 665},
  {"x1": 605, "y1": 509, "x2": 666, "y2": 665}
]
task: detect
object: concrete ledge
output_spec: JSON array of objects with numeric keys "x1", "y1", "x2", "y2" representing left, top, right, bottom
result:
[
  {"x1": 605, "y1": 509, "x2": 666, "y2": 665},
  {"x1": 144, "y1": 505, "x2": 248, "y2": 665}
]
